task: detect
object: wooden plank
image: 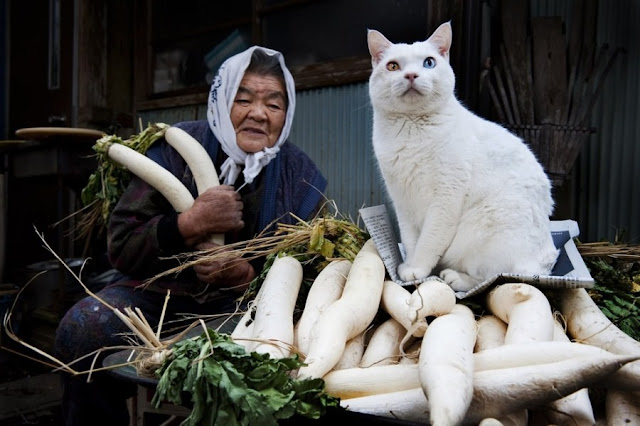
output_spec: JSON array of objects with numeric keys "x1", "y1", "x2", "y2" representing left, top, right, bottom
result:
[
  {"x1": 566, "y1": 0, "x2": 599, "y2": 123},
  {"x1": 531, "y1": 17, "x2": 568, "y2": 124},
  {"x1": 290, "y1": 55, "x2": 372, "y2": 91},
  {"x1": 500, "y1": 0, "x2": 534, "y2": 123},
  {"x1": 133, "y1": 0, "x2": 152, "y2": 106},
  {"x1": 428, "y1": 0, "x2": 464, "y2": 79},
  {"x1": 135, "y1": 55, "x2": 373, "y2": 111},
  {"x1": 107, "y1": 1, "x2": 135, "y2": 128},
  {"x1": 76, "y1": 1, "x2": 108, "y2": 128},
  {"x1": 565, "y1": 1, "x2": 584, "y2": 123},
  {"x1": 582, "y1": 0, "x2": 599, "y2": 79},
  {"x1": 567, "y1": 0, "x2": 585, "y2": 73}
]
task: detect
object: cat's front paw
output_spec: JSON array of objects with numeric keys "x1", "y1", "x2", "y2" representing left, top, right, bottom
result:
[
  {"x1": 439, "y1": 269, "x2": 477, "y2": 292},
  {"x1": 398, "y1": 263, "x2": 430, "y2": 282}
]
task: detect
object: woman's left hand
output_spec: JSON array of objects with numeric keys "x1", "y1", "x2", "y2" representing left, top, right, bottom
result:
[{"x1": 193, "y1": 243, "x2": 256, "y2": 291}]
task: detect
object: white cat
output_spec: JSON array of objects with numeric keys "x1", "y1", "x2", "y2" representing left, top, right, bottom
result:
[{"x1": 367, "y1": 22, "x2": 559, "y2": 292}]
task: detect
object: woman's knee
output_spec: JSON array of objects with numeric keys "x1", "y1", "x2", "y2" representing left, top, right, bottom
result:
[{"x1": 54, "y1": 292, "x2": 129, "y2": 362}]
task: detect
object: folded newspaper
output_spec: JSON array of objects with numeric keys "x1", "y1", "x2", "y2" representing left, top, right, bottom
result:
[{"x1": 359, "y1": 205, "x2": 594, "y2": 299}]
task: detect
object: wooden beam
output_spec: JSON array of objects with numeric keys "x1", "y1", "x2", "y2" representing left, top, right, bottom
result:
[
  {"x1": 290, "y1": 56, "x2": 372, "y2": 91},
  {"x1": 135, "y1": 55, "x2": 373, "y2": 111},
  {"x1": 531, "y1": 17, "x2": 568, "y2": 124},
  {"x1": 500, "y1": 0, "x2": 534, "y2": 123}
]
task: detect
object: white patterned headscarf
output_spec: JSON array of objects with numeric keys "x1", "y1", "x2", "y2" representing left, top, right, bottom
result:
[{"x1": 207, "y1": 46, "x2": 296, "y2": 186}]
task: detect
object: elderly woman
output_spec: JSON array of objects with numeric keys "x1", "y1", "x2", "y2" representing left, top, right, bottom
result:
[{"x1": 54, "y1": 46, "x2": 327, "y2": 425}]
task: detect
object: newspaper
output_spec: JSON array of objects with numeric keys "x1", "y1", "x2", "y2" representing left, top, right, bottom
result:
[{"x1": 359, "y1": 205, "x2": 594, "y2": 299}]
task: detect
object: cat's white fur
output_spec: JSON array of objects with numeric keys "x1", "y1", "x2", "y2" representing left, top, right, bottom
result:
[{"x1": 367, "y1": 22, "x2": 559, "y2": 291}]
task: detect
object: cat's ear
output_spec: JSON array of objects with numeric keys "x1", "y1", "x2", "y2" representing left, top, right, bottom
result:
[
  {"x1": 428, "y1": 21, "x2": 453, "y2": 61},
  {"x1": 367, "y1": 29, "x2": 393, "y2": 67}
]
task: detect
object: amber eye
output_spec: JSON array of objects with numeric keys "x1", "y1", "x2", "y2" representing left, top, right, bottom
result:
[{"x1": 386, "y1": 61, "x2": 400, "y2": 71}]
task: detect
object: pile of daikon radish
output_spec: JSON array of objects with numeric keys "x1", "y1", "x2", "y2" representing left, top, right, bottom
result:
[
  {"x1": 230, "y1": 238, "x2": 640, "y2": 426},
  {"x1": 97, "y1": 125, "x2": 638, "y2": 425}
]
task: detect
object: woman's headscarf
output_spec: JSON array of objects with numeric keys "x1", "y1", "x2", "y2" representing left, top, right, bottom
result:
[{"x1": 207, "y1": 46, "x2": 296, "y2": 186}]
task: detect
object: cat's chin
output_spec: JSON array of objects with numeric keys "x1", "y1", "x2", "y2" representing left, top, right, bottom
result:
[{"x1": 402, "y1": 87, "x2": 423, "y2": 97}]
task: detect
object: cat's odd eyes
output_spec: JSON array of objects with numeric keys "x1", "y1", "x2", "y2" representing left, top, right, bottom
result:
[
  {"x1": 423, "y1": 57, "x2": 436, "y2": 69},
  {"x1": 384, "y1": 58, "x2": 437, "y2": 71},
  {"x1": 386, "y1": 61, "x2": 400, "y2": 71}
]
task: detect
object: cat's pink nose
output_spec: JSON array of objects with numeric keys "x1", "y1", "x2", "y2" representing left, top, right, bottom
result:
[{"x1": 405, "y1": 73, "x2": 418, "y2": 82}]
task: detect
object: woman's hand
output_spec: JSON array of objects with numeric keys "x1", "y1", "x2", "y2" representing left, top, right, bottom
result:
[
  {"x1": 178, "y1": 185, "x2": 244, "y2": 246},
  {"x1": 193, "y1": 243, "x2": 256, "y2": 292}
]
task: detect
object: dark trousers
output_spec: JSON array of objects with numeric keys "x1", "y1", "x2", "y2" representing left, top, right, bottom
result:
[{"x1": 54, "y1": 285, "x2": 238, "y2": 426}]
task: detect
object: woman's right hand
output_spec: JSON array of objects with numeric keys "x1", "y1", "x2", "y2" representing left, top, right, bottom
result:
[{"x1": 177, "y1": 185, "x2": 244, "y2": 246}]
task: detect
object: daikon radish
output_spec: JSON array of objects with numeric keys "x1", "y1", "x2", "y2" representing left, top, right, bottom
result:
[
  {"x1": 474, "y1": 314, "x2": 507, "y2": 352},
  {"x1": 359, "y1": 317, "x2": 405, "y2": 367},
  {"x1": 106, "y1": 143, "x2": 194, "y2": 213},
  {"x1": 486, "y1": 283, "x2": 554, "y2": 343},
  {"x1": 473, "y1": 340, "x2": 617, "y2": 370},
  {"x1": 340, "y1": 388, "x2": 430, "y2": 423},
  {"x1": 465, "y1": 354, "x2": 640, "y2": 425},
  {"x1": 164, "y1": 126, "x2": 220, "y2": 193},
  {"x1": 529, "y1": 319, "x2": 595, "y2": 426},
  {"x1": 605, "y1": 362, "x2": 640, "y2": 390},
  {"x1": 474, "y1": 339, "x2": 637, "y2": 389},
  {"x1": 163, "y1": 126, "x2": 224, "y2": 245},
  {"x1": 419, "y1": 303, "x2": 477, "y2": 426},
  {"x1": 297, "y1": 239, "x2": 385, "y2": 379},
  {"x1": 294, "y1": 259, "x2": 351, "y2": 355},
  {"x1": 340, "y1": 355, "x2": 639, "y2": 424},
  {"x1": 324, "y1": 364, "x2": 420, "y2": 399},
  {"x1": 530, "y1": 391, "x2": 595, "y2": 426},
  {"x1": 558, "y1": 287, "x2": 640, "y2": 355},
  {"x1": 399, "y1": 338, "x2": 421, "y2": 364},
  {"x1": 485, "y1": 412, "x2": 527, "y2": 426},
  {"x1": 558, "y1": 287, "x2": 640, "y2": 391},
  {"x1": 326, "y1": 346, "x2": 639, "y2": 401},
  {"x1": 231, "y1": 277, "x2": 269, "y2": 349},
  {"x1": 230, "y1": 308, "x2": 255, "y2": 350},
  {"x1": 407, "y1": 279, "x2": 457, "y2": 323},
  {"x1": 381, "y1": 280, "x2": 427, "y2": 337},
  {"x1": 332, "y1": 331, "x2": 366, "y2": 371},
  {"x1": 474, "y1": 314, "x2": 526, "y2": 426},
  {"x1": 247, "y1": 255, "x2": 303, "y2": 358},
  {"x1": 478, "y1": 419, "x2": 503, "y2": 426},
  {"x1": 605, "y1": 389, "x2": 640, "y2": 426}
]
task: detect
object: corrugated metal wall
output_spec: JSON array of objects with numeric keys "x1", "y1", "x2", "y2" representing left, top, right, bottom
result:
[
  {"x1": 578, "y1": 0, "x2": 640, "y2": 243},
  {"x1": 532, "y1": 0, "x2": 640, "y2": 243},
  {"x1": 290, "y1": 84, "x2": 386, "y2": 222}
]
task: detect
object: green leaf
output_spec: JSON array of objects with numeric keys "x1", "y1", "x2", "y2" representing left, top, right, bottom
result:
[{"x1": 152, "y1": 328, "x2": 337, "y2": 426}]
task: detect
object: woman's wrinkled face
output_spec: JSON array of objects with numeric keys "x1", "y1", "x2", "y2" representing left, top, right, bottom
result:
[{"x1": 231, "y1": 73, "x2": 287, "y2": 153}]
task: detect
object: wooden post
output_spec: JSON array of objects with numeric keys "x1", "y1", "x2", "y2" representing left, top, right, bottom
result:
[
  {"x1": 500, "y1": 0, "x2": 534, "y2": 123},
  {"x1": 531, "y1": 17, "x2": 568, "y2": 125}
]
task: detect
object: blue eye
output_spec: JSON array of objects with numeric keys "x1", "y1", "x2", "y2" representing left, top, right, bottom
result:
[{"x1": 423, "y1": 57, "x2": 436, "y2": 69}]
